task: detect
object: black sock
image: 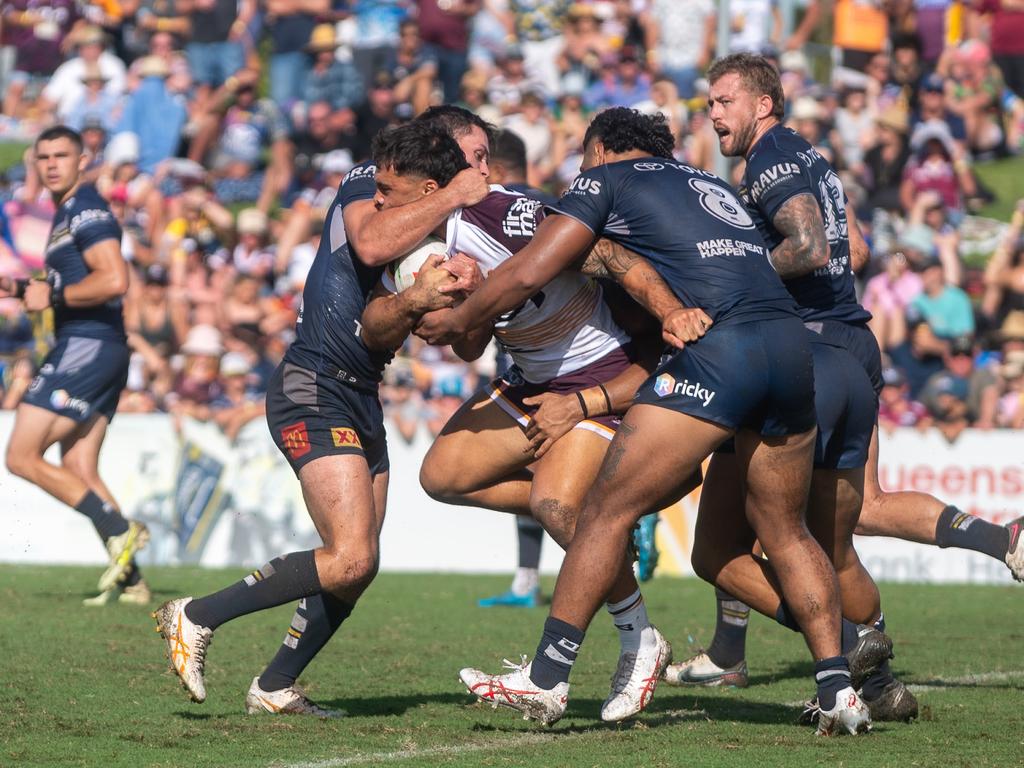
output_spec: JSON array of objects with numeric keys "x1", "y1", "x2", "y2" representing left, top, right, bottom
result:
[
  {"x1": 529, "y1": 617, "x2": 584, "y2": 689},
  {"x1": 258, "y1": 592, "x2": 353, "y2": 692},
  {"x1": 840, "y1": 618, "x2": 860, "y2": 655},
  {"x1": 185, "y1": 550, "x2": 321, "y2": 631},
  {"x1": 123, "y1": 560, "x2": 142, "y2": 587},
  {"x1": 935, "y1": 506, "x2": 1010, "y2": 560},
  {"x1": 517, "y1": 517, "x2": 544, "y2": 570},
  {"x1": 707, "y1": 588, "x2": 749, "y2": 668},
  {"x1": 774, "y1": 601, "x2": 801, "y2": 632},
  {"x1": 860, "y1": 614, "x2": 895, "y2": 701},
  {"x1": 75, "y1": 491, "x2": 129, "y2": 541},
  {"x1": 815, "y1": 656, "x2": 852, "y2": 711}
]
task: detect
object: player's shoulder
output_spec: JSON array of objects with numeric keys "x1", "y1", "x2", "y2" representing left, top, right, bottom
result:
[
  {"x1": 462, "y1": 187, "x2": 543, "y2": 244},
  {"x1": 341, "y1": 161, "x2": 376, "y2": 187},
  {"x1": 66, "y1": 184, "x2": 117, "y2": 234},
  {"x1": 68, "y1": 183, "x2": 110, "y2": 212}
]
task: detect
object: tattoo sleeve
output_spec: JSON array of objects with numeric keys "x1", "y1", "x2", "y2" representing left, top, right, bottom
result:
[
  {"x1": 769, "y1": 193, "x2": 830, "y2": 279},
  {"x1": 578, "y1": 238, "x2": 683, "y2": 323}
]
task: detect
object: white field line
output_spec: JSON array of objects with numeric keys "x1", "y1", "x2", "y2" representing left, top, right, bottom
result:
[
  {"x1": 273, "y1": 709, "x2": 707, "y2": 768},
  {"x1": 786, "y1": 668, "x2": 1024, "y2": 706}
]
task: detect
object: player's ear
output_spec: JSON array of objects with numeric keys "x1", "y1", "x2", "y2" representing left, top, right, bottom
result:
[
  {"x1": 78, "y1": 150, "x2": 91, "y2": 173},
  {"x1": 757, "y1": 94, "x2": 774, "y2": 120},
  {"x1": 422, "y1": 179, "x2": 439, "y2": 196}
]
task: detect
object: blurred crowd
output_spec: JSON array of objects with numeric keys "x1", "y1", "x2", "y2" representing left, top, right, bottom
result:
[{"x1": 2, "y1": 0, "x2": 1024, "y2": 442}]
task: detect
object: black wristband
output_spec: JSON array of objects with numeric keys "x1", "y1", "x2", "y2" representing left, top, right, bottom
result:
[
  {"x1": 598, "y1": 383, "x2": 612, "y2": 414},
  {"x1": 575, "y1": 390, "x2": 589, "y2": 420},
  {"x1": 12, "y1": 278, "x2": 29, "y2": 299},
  {"x1": 50, "y1": 282, "x2": 65, "y2": 309}
]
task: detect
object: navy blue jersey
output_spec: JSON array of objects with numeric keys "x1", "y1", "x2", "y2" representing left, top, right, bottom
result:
[
  {"x1": 284, "y1": 161, "x2": 392, "y2": 389},
  {"x1": 553, "y1": 158, "x2": 797, "y2": 327},
  {"x1": 739, "y1": 125, "x2": 871, "y2": 325},
  {"x1": 45, "y1": 184, "x2": 125, "y2": 341},
  {"x1": 506, "y1": 182, "x2": 559, "y2": 207}
]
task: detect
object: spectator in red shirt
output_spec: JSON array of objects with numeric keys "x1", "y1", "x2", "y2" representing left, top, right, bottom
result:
[
  {"x1": 975, "y1": 0, "x2": 1024, "y2": 98},
  {"x1": 415, "y1": 0, "x2": 479, "y2": 105}
]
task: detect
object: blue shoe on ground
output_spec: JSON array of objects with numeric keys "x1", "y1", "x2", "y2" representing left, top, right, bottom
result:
[
  {"x1": 478, "y1": 587, "x2": 542, "y2": 608},
  {"x1": 633, "y1": 513, "x2": 660, "y2": 582}
]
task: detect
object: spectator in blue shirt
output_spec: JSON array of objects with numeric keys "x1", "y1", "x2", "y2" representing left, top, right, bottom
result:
[
  {"x1": 302, "y1": 24, "x2": 365, "y2": 120},
  {"x1": 910, "y1": 256, "x2": 975, "y2": 339}
]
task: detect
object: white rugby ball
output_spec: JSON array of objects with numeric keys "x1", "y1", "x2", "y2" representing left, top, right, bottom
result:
[{"x1": 392, "y1": 237, "x2": 448, "y2": 292}]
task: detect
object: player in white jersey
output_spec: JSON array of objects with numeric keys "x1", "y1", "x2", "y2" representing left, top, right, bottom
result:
[{"x1": 360, "y1": 133, "x2": 709, "y2": 722}]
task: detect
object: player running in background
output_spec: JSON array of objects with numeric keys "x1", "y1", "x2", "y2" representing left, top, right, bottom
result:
[
  {"x1": 151, "y1": 122, "x2": 488, "y2": 716},
  {"x1": 0, "y1": 125, "x2": 149, "y2": 605},
  {"x1": 665, "y1": 54, "x2": 1021, "y2": 720},
  {"x1": 419, "y1": 108, "x2": 870, "y2": 735},
  {"x1": 360, "y1": 124, "x2": 690, "y2": 721}
]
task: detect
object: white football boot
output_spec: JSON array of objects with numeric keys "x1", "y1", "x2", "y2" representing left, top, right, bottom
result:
[
  {"x1": 83, "y1": 578, "x2": 152, "y2": 606},
  {"x1": 814, "y1": 687, "x2": 872, "y2": 736},
  {"x1": 1005, "y1": 516, "x2": 1024, "y2": 582},
  {"x1": 459, "y1": 656, "x2": 568, "y2": 725},
  {"x1": 601, "y1": 627, "x2": 672, "y2": 722},
  {"x1": 153, "y1": 597, "x2": 213, "y2": 702},
  {"x1": 662, "y1": 651, "x2": 750, "y2": 688},
  {"x1": 245, "y1": 677, "x2": 346, "y2": 718}
]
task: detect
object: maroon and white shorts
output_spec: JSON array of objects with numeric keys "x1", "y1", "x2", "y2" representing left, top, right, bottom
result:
[{"x1": 485, "y1": 346, "x2": 635, "y2": 441}]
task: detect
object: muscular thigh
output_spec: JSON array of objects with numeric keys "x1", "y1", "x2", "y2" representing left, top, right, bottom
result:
[
  {"x1": 695, "y1": 452, "x2": 757, "y2": 554},
  {"x1": 530, "y1": 428, "x2": 609, "y2": 525},
  {"x1": 422, "y1": 389, "x2": 534, "y2": 493},
  {"x1": 298, "y1": 454, "x2": 379, "y2": 553},
  {"x1": 586, "y1": 404, "x2": 731, "y2": 517}
]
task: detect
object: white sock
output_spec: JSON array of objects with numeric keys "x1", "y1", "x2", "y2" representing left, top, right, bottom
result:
[
  {"x1": 510, "y1": 567, "x2": 539, "y2": 596},
  {"x1": 606, "y1": 589, "x2": 653, "y2": 654}
]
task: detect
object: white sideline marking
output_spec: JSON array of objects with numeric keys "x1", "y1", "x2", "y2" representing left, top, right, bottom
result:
[
  {"x1": 273, "y1": 709, "x2": 706, "y2": 768},
  {"x1": 786, "y1": 669, "x2": 1024, "y2": 706}
]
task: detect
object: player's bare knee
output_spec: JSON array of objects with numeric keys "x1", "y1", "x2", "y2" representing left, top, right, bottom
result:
[
  {"x1": 419, "y1": 460, "x2": 460, "y2": 501},
  {"x1": 5, "y1": 448, "x2": 36, "y2": 481},
  {"x1": 317, "y1": 546, "x2": 379, "y2": 592},
  {"x1": 530, "y1": 497, "x2": 577, "y2": 546}
]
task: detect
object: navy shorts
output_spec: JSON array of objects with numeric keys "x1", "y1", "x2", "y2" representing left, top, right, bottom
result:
[
  {"x1": 806, "y1": 320, "x2": 883, "y2": 398},
  {"x1": 22, "y1": 336, "x2": 129, "y2": 423},
  {"x1": 266, "y1": 362, "x2": 389, "y2": 476},
  {"x1": 634, "y1": 317, "x2": 816, "y2": 436},
  {"x1": 486, "y1": 345, "x2": 635, "y2": 441},
  {"x1": 807, "y1": 339, "x2": 876, "y2": 469}
]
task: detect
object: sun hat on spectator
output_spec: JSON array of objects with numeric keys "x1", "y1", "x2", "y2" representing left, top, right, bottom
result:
[
  {"x1": 780, "y1": 50, "x2": 809, "y2": 74},
  {"x1": 105, "y1": 132, "x2": 141, "y2": 168},
  {"x1": 318, "y1": 149, "x2": 354, "y2": 176},
  {"x1": 145, "y1": 263, "x2": 170, "y2": 286},
  {"x1": 306, "y1": 24, "x2": 342, "y2": 52},
  {"x1": 137, "y1": 55, "x2": 170, "y2": 79},
  {"x1": 997, "y1": 311, "x2": 1024, "y2": 342},
  {"x1": 236, "y1": 208, "x2": 268, "y2": 237},
  {"x1": 81, "y1": 116, "x2": 106, "y2": 135},
  {"x1": 911, "y1": 119, "x2": 956, "y2": 155},
  {"x1": 182, "y1": 325, "x2": 225, "y2": 357},
  {"x1": 81, "y1": 64, "x2": 110, "y2": 84},
  {"x1": 875, "y1": 104, "x2": 909, "y2": 134},
  {"x1": 791, "y1": 96, "x2": 823, "y2": 121},
  {"x1": 220, "y1": 352, "x2": 250, "y2": 377}
]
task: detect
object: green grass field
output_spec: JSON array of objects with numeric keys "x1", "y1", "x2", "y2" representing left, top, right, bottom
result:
[{"x1": 1, "y1": 566, "x2": 1022, "y2": 768}]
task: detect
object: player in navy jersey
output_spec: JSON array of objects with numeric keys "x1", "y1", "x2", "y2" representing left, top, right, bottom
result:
[
  {"x1": 153, "y1": 115, "x2": 489, "y2": 716},
  {"x1": 665, "y1": 53, "x2": 1021, "y2": 723},
  {"x1": 419, "y1": 108, "x2": 870, "y2": 734},
  {"x1": 0, "y1": 126, "x2": 150, "y2": 605}
]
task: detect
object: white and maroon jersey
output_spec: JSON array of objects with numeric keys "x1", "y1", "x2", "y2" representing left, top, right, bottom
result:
[{"x1": 446, "y1": 186, "x2": 629, "y2": 383}]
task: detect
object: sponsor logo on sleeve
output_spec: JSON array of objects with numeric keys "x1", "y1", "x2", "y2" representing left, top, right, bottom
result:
[
  {"x1": 281, "y1": 421, "x2": 312, "y2": 459},
  {"x1": 330, "y1": 426, "x2": 362, "y2": 449}
]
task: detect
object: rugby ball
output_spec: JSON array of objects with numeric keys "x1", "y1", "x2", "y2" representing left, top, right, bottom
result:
[{"x1": 392, "y1": 237, "x2": 448, "y2": 292}]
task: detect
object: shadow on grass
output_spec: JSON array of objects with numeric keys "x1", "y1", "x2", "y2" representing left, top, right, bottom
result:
[{"x1": 318, "y1": 692, "x2": 470, "y2": 717}]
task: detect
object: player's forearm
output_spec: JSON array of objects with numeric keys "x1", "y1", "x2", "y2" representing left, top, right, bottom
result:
[
  {"x1": 847, "y1": 203, "x2": 870, "y2": 272},
  {"x1": 579, "y1": 238, "x2": 682, "y2": 323},
  {"x1": 452, "y1": 325, "x2": 492, "y2": 362},
  {"x1": 361, "y1": 294, "x2": 425, "y2": 351},
  {"x1": 769, "y1": 193, "x2": 830, "y2": 279},
  {"x1": 345, "y1": 190, "x2": 462, "y2": 267},
  {"x1": 581, "y1": 360, "x2": 650, "y2": 417}
]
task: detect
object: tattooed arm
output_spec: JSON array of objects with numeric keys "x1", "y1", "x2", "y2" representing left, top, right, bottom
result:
[
  {"x1": 768, "y1": 193, "x2": 830, "y2": 279},
  {"x1": 578, "y1": 238, "x2": 712, "y2": 348}
]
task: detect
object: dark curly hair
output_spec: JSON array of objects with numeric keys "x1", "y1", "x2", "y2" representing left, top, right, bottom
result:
[
  {"x1": 372, "y1": 122, "x2": 470, "y2": 187},
  {"x1": 707, "y1": 53, "x2": 785, "y2": 120},
  {"x1": 582, "y1": 108, "x2": 674, "y2": 159}
]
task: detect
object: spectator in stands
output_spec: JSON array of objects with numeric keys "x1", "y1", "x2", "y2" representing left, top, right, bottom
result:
[
  {"x1": 488, "y1": 128, "x2": 557, "y2": 204},
  {"x1": 940, "y1": 40, "x2": 1004, "y2": 156},
  {"x1": 116, "y1": 55, "x2": 187, "y2": 174},
  {"x1": 913, "y1": 73, "x2": 967, "y2": 150},
  {"x1": 503, "y1": 91, "x2": 552, "y2": 185},
  {"x1": 186, "y1": 0, "x2": 254, "y2": 102},
  {"x1": 283, "y1": 102, "x2": 354, "y2": 204},
  {"x1": 864, "y1": 250, "x2": 923, "y2": 352},
  {"x1": 975, "y1": 0, "x2": 1024, "y2": 99},
  {"x1": 65, "y1": 64, "x2": 124, "y2": 133},
  {"x1": 889, "y1": 313, "x2": 954, "y2": 398},
  {"x1": 503, "y1": 0, "x2": 570, "y2": 97},
  {"x1": 263, "y1": 0, "x2": 323, "y2": 109},
  {"x1": 910, "y1": 255, "x2": 975, "y2": 339},
  {"x1": 416, "y1": 0, "x2": 478, "y2": 104},
  {"x1": 39, "y1": 25, "x2": 127, "y2": 123},
  {"x1": 583, "y1": 48, "x2": 651, "y2": 111},
  {"x1": 121, "y1": 0, "x2": 192, "y2": 64},
  {"x1": 167, "y1": 323, "x2": 225, "y2": 421},
  {"x1": 2, "y1": 0, "x2": 82, "y2": 118},
  {"x1": 353, "y1": 72, "x2": 402, "y2": 158},
  {"x1": 877, "y1": 365, "x2": 931, "y2": 432},
  {"x1": 302, "y1": 23, "x2": 365, "y2": 118},
  {"x1": 231, "y1": 208, "x2": 275, "y2": 279},
  {"x1": 833, "y1": 84, "x2": 873, "y2": 174},
  {"x1": 641, "y1": 0, "x2": 712, "y2": 99},
  {"x1": 901, "y1": 120, "x2": 976, "y2": 213},
  {"x1": 351, "y1": 0, "x2": 408, "y2": 91},
  {"x1": 556, "y1": 4, "x2": 607, "y2": 96},
  {"x1": 211, "y1": 351, "x2": 266, "y2": 441},
  {"x1": 982, "y1": 200, "x2": 1024, "y2": 327},
  {"x1": 488, "y1": 46, "x2": 546, "y2": 115},
  {"x1": 389, "y1": 19, "x2": 438, "y2": 117},
  {"x1": 861, "y1": 105, "x2": 912, "y2": 212},
  {"x1": 920, "y1": 335, "x2": 999, "y2": 438}
]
